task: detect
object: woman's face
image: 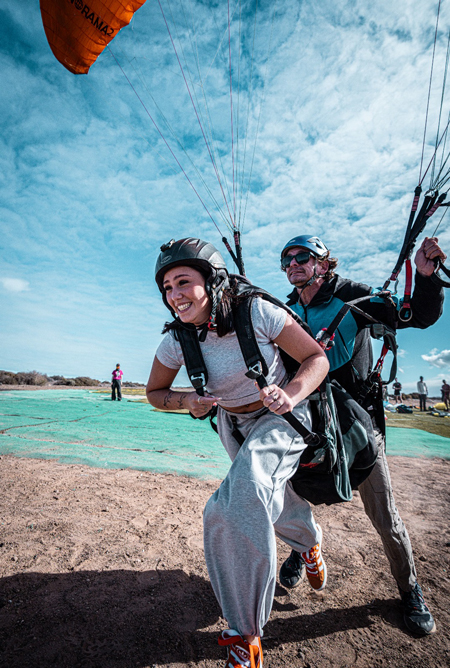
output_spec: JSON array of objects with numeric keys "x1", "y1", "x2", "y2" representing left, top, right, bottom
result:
[{"x1": 163, "y1": 265, "x2": 211, "y2": 326}]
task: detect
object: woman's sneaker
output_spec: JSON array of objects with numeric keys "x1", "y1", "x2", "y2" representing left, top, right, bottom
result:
[
  {"x1": 279, "y1": 550, "x2": 306, "y2": 588},
  {"x1": 300, "y1": 524, "x2": 327, "y2": 591},
  {"x1": 218, "y1": 630, "x2": 263, "y2": 668},
  {"x1": 400, "y1": 582, "x2": 436, "y2": 636}
]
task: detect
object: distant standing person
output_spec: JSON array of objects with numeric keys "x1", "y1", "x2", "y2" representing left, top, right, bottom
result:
[
  {"x1": 392, "y1": 378, "x2": 402, "y2": 404},
  {"x1": 442, "y1": 380, "x2": 450, "y2": 410},
  {"x1": 111, "y1": 364, "x2": 123, "y2": 401},
  {"x1": 416, "y1": 376, "x2": 428, "y2": 412}
]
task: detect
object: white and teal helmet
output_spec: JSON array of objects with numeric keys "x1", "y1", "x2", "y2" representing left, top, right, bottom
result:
[{"x1": 281, "y1": 235, "x2": 329, "y2": 260}]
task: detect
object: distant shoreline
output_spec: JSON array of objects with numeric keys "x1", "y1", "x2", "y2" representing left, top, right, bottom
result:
[
  {"x1": 0, "y1": 384, "x2": 192, "y2": 392},
  {"x1": 0, "y1": 384, "x2": 443, "y2": 399}
]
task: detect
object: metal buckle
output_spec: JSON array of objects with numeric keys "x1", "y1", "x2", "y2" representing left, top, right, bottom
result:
[{"x1": 190, "y1": 373, "x2": 206, "y2": 389}]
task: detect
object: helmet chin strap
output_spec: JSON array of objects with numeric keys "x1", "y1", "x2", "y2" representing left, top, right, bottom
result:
[
  {"x1": 206, "y1": 271, "x2": 229, "y2": 330},
  {"x1": 208, "y1": 291, "x2": 218, "y2": 329},
  {"x1": 296, "y1": 258, "x2": 320, "y2": 300}
]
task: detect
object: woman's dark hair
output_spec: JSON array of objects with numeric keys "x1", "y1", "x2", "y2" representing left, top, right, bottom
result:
[{"x1": 162, "y1": 275, "x2": 253, "y2": 338}]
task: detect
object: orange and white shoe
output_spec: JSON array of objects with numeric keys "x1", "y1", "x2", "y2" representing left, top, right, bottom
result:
[
  {"x1": 218, "y1": 629, "x2": 263, "y2": 668},
  {"x1": 301, "y1": 524, "x2": 327, "y2": 591}
]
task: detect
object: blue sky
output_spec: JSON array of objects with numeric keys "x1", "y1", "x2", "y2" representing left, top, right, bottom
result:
[{"x1": 1, "y1": 0, "x2": 449, "y2": 394}]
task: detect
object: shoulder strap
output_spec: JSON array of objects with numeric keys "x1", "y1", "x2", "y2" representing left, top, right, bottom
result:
[
  {"x1": 230, "y1": 275, "x2": 312, "y2": 376},
  {"x1": 316, "y1": 290, "x2": 398, "y2": 388},
  {"x1": 231, "y1": 285, "x2": 325, "y2": 447},
  {"x1": 316, "y1": 290, "x2": 392, "y2": 348},
  {"x1": 175, "y1": 325, "x2": 207, "y2": 396},
  {"x1": 232, "y1": 293, "x2": 269, "y2": 380},
  {"x1": 174, "y1": 278, "x2": 326, "y2": 447}
]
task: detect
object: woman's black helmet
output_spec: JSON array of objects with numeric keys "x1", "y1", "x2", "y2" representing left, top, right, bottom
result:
[{"x1": 155, "y1": 238, "x2": 230, "y2": 322}]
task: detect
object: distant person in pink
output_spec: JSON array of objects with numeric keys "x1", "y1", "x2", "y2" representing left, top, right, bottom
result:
[{"x1": 111, "y1": 364, "x2": 123, "y2": 401}]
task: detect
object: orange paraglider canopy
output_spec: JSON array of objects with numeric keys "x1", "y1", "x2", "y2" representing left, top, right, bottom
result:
[{"x1": 39, "y1": 0, "x2": 147, "y2": 75}]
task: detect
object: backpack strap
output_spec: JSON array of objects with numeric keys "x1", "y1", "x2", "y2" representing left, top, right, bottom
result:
[
  {"x1": 231, "y1": 293, "x2": 326, "y2": 447},
  {"x1": 232, "y1": 294, "x2": 269, "y2": 380},
  {"x1": 173, "y1": 279, "x2": 326, "y2": 447},
  {"x1": 175, "y1": 325, "x2": 207, "y2": 396}
]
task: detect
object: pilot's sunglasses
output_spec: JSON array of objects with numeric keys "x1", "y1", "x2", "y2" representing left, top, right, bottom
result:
[{"x1": 281, "y1": 251, "x2": 313, "y2": 270}]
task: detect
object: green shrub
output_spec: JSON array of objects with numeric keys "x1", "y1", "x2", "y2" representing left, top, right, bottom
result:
[
  {"x1": 0, "y1": 370, "x2": 48, "y2": 385},
  {"x1": 74, "y1": 376, "x2": 99, "y2": 386}
]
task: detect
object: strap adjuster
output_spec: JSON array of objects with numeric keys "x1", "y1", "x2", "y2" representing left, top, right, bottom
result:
[
  {"x1": 190, "y1": 372, "x2": 206, "y2": 389},
  {"x1": 245, "y1": 361, "x2": 264, "y2": 380}
]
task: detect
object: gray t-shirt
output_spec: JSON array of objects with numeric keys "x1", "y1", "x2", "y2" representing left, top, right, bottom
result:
[{"x1": 155, "y1": 298, "x2": 288, "y2": 408}]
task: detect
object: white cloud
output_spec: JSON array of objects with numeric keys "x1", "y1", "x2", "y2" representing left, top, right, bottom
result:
[
  {"x1": 0, "y1": 278, "x2": 29, "y2": 293},
  {"x1": 0, "y1": 0, "x2": 448, "y2": 384},
  {"x1": 422, "y1": 349, "x2": 450, "y2": 369}
]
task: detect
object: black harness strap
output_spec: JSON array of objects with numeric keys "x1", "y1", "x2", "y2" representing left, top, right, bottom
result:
[
  {"x1": 232, "y1": 297, "x2": 269, "y2": 379},
  {"x1": 175, "y1": 325, "x2": 207, "y2": 396},
  {"x1": 175, "y1": 282, "x2": 326, "y2": 446},
  {"x1": 315, "y1": 291, "x2": 398, "y2": 387},
  {"x1": 383, "y1": 189, "x2": 449, "y2": 316},
  {"x1": 432, "y1": 259, "x2": 450, "y2": 288},
  {"x1": 316, "y1": 291, "x2": 391, "y2": 349},
  {"x1": 231, "y1": 295, "x2": 327, "y2": 447},
  {"x1": 230, "y1": 415, "x2": 246, "y2": 446}
]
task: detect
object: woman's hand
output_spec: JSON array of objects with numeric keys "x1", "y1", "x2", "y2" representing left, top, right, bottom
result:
[
  {"x1": 259, "y1": 384, "x2": 295, "y2": 414},
  {"x1": 187, "y1": 391, "x2": 220, "y2": 418}
]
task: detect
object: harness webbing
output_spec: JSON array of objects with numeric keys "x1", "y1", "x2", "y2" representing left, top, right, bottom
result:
[
  {"x1": 314, "y1": 291, "x2": 398, "y2": 388},
  {"x1": 398, "y1": 259, "x2": 413, "y2": 322},
  {"x1": 433, "y1": 258, "x2": 450, "y2": 287},
  {"x1": 231, "y1": 295, "x2": 326, "y2": 446},
  {"x1": 384, "y1": 188, "x2": 449, "y2": 317},
  {"x1": 175, "y1": 279, "x2": 326, "y2": 447},
  {"x1": 175, "y1": 324, "x2": 208, "y2": 396}
]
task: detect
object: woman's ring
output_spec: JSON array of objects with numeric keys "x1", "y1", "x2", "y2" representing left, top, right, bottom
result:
[{"x1": 273, "y1": 393, "x2": 279, "y2": 400}]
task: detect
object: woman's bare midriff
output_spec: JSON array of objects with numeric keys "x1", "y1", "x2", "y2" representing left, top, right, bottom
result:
[{"x1": 221, "y1": 398, "x2": 264, "y2": 414}]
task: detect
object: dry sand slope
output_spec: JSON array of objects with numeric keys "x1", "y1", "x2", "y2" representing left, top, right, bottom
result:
[{"x1": 0, "y1": 454, "x2": 449, "y2": 668}]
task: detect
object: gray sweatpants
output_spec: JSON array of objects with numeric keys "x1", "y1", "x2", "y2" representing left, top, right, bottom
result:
[
  {"x1": 203, "y1": 401, "x2": 320, "y2": 637},
  {"x1": 358, "y1": 427, "x2": 417, "y2": 592}
]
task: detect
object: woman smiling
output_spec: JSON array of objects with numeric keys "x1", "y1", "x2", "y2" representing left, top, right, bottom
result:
[{"x1": 146, "y1": 238, "x2": 329, "y2": 667}]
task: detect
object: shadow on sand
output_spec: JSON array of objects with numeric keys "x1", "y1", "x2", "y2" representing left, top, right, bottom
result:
[{"x1": 0, "y1": 569, "x2": 400, "y2": 667}]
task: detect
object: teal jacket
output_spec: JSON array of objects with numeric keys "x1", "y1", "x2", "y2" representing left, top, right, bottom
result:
[{"x1": 287, "y1": 272, "x2": 444, "y2": 401}]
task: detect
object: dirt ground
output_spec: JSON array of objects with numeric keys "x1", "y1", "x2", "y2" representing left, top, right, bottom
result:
[{"x1": 0, "y1": 454, "x2": 449, "y2": 668}]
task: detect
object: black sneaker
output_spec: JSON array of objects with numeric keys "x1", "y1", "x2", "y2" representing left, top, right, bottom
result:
[
  {"x1": 400, "y1": 582, "x2": 436, "y2": 636},
  {"x1": 279, "y1": 550, "x2": 306, "y2": 588}
]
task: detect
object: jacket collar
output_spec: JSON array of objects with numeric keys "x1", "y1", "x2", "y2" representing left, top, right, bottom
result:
[{"x1": 286, "y1": 274, "x2": 344, "y2": 307}]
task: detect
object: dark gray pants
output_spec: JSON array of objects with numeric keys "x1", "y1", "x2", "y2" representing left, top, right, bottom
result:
[
  {"x1": 358, "y1": 428, "x2": 417, "y2": 591},
  {"x1": 111, "y1": 379, "x2": 122, "y2": 400}
]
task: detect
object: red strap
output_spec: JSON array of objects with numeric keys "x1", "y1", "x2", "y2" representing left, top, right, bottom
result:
[
  {"x1": 403, "y1": 259, "x2": 413, "y2": 302},
  {"x1": 398, "y1": 259, "x2": 413, "y2": 322},
  {"x1": 374, "y1": 343, "x2": 389, "y2": 375}
]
